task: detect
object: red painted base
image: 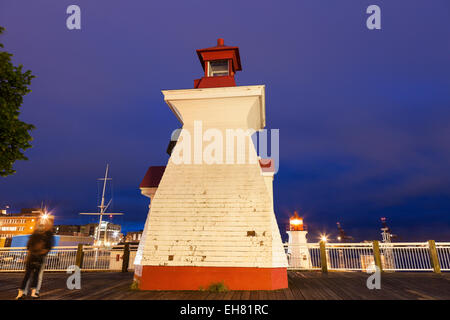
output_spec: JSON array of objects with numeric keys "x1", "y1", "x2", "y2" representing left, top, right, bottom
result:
[{"x1": 134, "y1": 265, "x2": 288, "y2": 291}]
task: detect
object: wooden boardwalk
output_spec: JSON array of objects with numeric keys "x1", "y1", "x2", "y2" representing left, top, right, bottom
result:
[{"x1": 0, "y1": 271, "x2": 449, "y2": 300}]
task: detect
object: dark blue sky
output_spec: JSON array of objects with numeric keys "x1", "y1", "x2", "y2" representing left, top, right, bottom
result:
[{"x1": 1, "y1": 1, "x2": 449, "y2": 241}]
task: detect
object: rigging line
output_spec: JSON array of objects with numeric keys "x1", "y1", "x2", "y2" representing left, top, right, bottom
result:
[{"x1": 111, "y1": 177, "x2": 114, "y2": 213}]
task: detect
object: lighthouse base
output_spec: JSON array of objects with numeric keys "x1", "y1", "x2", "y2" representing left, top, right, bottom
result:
[{"x1": 134, "y1": 265, "x2": 288, "y2": 291}]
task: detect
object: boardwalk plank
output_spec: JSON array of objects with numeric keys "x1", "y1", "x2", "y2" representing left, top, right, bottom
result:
[
  {"x1": 1, "y1": 271, "x2": 449, "y2": 300},
  {"x1": 241, "y1": 291, "x2": 251, "y2": 300},
  {"x1": 224, "y1": 291, "x2": 234, "y2": 300},
  {"x1": 230, "y1": 291, "x2": 242, "y2": 300},
  {"x1": 286, "y1": 272, "x2": 305, "y2": 300}
]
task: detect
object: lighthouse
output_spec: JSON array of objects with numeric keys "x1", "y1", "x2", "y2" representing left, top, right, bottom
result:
[
  {"x1": 134, "y1": 39, "x2": 288, "y2": 290},
  {"x1": 286, "y1": 212, "x2": 311, "y2": 269}
]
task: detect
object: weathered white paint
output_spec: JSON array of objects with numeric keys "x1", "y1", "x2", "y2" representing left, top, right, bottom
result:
[
  {"x1": 262, "y1": 172, "x2": 274, "y2": 211},
  {"x1": 135, "y1": 85, "x2": 287, "y2": 269}
]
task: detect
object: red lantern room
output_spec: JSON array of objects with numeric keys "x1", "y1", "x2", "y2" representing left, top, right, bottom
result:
[
  {"x1": 194, "y1": 38, "x2": 242, "y2": 89},
  {"x1": 289, "y1": 211, "x2": 305, "y2": 231}
]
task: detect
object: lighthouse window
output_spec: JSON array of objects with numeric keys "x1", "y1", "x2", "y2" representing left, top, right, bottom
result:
[{"x1": 208, "y1": 60, "x2": 229, "y2": 77}]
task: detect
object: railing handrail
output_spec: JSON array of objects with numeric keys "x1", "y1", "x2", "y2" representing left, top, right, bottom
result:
[
  {"x1": 0, "y1": 244, "x2": 140, "y2": 251},
  {"x1": 282, "y1": 242, "x2": 450, "y2": 247},
  {"x1": 322, "y1": 243, "x2": 373, "y2": 247},
  {"x1": 379, "y1": 242, "x2": 429, "y2": 246},
  {"x1": 0, "y1": 246, "x2": 80, "y2": 250}
]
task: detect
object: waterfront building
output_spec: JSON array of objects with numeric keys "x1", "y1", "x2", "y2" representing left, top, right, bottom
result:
[{"x1": 0, "y1": 208, "x2": 54, "y2": 239}]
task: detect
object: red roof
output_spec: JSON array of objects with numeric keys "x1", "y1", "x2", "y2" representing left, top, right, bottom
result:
[
  {"x1": 139, "y1": 166, "x2": 166, "y2": 188},
  {"x1": 196, "y1": 38, "x2": 242, "y2": 72}
]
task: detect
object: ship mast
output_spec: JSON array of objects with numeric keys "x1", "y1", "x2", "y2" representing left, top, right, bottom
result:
[
  {"x1": 380, "y1": 217, "x2": 396, "y2": 243},
  {"x1": 80, "y1": 164, "x2": 123, "y2": 245}
]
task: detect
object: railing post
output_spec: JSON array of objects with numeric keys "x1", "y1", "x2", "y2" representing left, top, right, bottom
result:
[
  {"x1": 122, "y1": 243, "x2": 130, "y2": 272},
  {"x1": 319, "y1": 241, "x2": 328, "y2": 273},
  {"x1": 372, "y1": 240, "x2": 383, "y2": 272},
  {"x1": 75, "y1": 244, "x2": 84, "y2": 268},
  {"x1": 428, "y1": 240, "x2": 441, "y2": 273}
]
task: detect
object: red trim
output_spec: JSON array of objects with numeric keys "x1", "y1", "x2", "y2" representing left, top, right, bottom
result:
[
  {"x1": 134, "y1": 266, "x2": 287, "y2": 290},
  {"x1": 194, "y1": 76, "x2": 236, "y2": 89}
]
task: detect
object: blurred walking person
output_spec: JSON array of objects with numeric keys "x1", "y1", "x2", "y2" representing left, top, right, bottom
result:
[
  {"x1": 23, "y1": 222, "x2": 54, "y2": 298},
  {"x1": 16, "y1": 222, "x2": 54, "y2": 299}
]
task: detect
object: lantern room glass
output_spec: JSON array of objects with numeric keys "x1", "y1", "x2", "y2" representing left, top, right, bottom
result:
[{"x1": 208, "y1": 60, "x2": 229, "y2": 77}]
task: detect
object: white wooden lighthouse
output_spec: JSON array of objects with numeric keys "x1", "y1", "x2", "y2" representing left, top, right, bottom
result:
[
  {"x1": 286, "y1": 212, "x2": 311, "y2": 269},
  {"x1": 134, "y1": 39, "x2": 288, "y2": 290}
]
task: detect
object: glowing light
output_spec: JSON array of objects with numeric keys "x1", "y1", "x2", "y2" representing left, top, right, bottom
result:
[
  {"x1": 289, "y1": 211, "x2": 304, "y2": 231},
  {"x1": 290, "y1": 218, "x2": 303, "y2": 226},
  {"x1": 337, "y1": 236, "x2": 342, "y2": 241},
  {"x1": 320, "y1": 234, "x2": 328, "y2": 242}
]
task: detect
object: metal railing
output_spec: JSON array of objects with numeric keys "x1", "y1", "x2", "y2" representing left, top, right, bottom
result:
[
  {"x1": 436, "y1": 242, "x2": 450, "y2": 271},
  {"x1": 284, "y1": 241, "x2": 450, "y2": 272},
  {"x1": 0, "y1": 245, "x2": 138, "y2": 272},
  {"x1": 285, "y1": 243, "x2": 321, "y2": 270},
  {"x1": 379, "y1": 242, "x2": 432, "y2": 271},
  {"x1": 326, "y1": 243, "x2": 374, "y2": 271},
  {"x1": 1, "y1": 242, "x2": 449, "y2": 273}
]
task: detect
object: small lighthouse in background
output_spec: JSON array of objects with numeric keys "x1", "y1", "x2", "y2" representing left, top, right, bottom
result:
[{"x1": 286, "y1": 212, "x2": 311, "y2": 268}]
